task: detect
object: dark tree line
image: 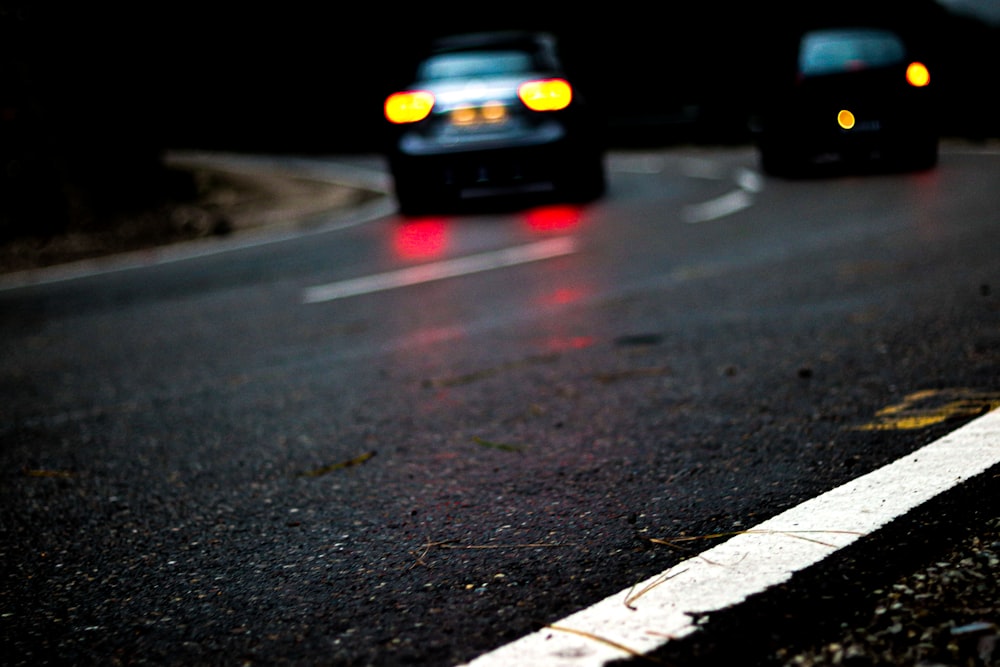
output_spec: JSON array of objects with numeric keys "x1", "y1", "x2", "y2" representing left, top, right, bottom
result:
[{"x1": 2, "y1": 1, "x2": 997, "y2": 240}]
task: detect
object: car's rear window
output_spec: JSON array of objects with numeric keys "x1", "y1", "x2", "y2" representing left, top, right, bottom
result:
[
  {"x1": 417, "y1": 51, "x2": 535, "y2": 80},
  {"x1": 798, "y1": 29, "x2": 906, "y2": 77}
]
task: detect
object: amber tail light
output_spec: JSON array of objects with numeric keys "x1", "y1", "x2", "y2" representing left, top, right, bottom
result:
[
  {"x1": 906, "y1": 62, "x2": 930, "y2": 87},
  {"x1": 518, "y1": 78, "x2": 573, "y2": 111},
  {"x1": 385, "y1": 91, "x2": 435, "y2": 124}
]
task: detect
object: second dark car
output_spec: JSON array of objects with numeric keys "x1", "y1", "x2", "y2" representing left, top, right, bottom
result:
[
  {"x1": 753, "y1": 26, "x2": 939, "y2": 176},
  {"x1": 382, "y1": 31, "x2": 606, "y2": 215}
]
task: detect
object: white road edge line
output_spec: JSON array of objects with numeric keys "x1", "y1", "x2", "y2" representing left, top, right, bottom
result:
[
  {"x1": 0, "y1": 184, "x2": 395, "y2": 292},
  {"x1": 302, "y1": 236, "x2": 578, "y2": 304},
  {"x1": 458, "y1": 407, "x2": 1000, "y2": 667}
]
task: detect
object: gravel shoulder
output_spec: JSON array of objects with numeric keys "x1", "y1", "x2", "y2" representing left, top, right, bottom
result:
[{"x1": 778, "y1": 509, "x2": 1000, "y2": 666}]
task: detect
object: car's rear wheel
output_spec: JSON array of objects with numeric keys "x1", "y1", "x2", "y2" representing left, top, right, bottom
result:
[
  {"x1": 759, "y1": 146, "x2": 795, "y2": 178},
  {"x1": 562, "y1": 153, "x2": 606, "y2": 202},
  {"x1": 905, "y1": 137, "x2": 939, "y2": 171},
  {"x1": 392, "y1": 171, "x2": 436, "y2": 217}
]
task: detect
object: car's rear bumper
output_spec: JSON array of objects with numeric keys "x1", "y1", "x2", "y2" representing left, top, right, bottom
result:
[
  {"x1": 396, "y1": 120, "x2": 570, "y2": 158},
  {"x1": 389, "y1": 134, "x2": 600, "y2": 201},
  {"x1": 755, "y1": 106, "x2": 938, "y2": 172}
]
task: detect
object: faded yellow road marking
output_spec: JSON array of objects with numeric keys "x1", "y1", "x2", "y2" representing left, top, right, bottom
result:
[{"x1": 856, "y1": 388, "x2": 1000, "y2": 431}]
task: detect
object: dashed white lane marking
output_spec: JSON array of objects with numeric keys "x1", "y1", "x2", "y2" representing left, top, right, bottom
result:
[
  {"x1": 681, "y1": 189, "x2": 754, "y2": 223},
  {"x1": 735, "y1": 166, "x2": 766, "y2": 193},
  {"x1": 459, "y1": 408, "x2": 1000, "y2": 667},
  {"x1": 302, "y1": 236, "x2": 577, "y2": 304},
  {"x1": 682, "y1": 166, "x2": 764, "y2": 224}
]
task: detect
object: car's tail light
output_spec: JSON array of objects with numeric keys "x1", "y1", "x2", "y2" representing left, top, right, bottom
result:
[
  {"x1": 385, "y1": 91, "x2": 435, "y2": 124},
  {"x1": 518, "y1": 78, "x2": 573, "y2": 111},
  {"x1": 838, "y1": 109, "x2": 856, "y2": 130},
  {"x1": 906, "y1": 62, "x2": 930, "y2": 87}
]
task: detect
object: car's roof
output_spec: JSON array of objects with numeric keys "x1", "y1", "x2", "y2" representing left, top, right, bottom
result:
[
  {"x1": 413, "y1": 31, "x2": 563, "y2": 80},
  {"x1": 427, "y1": 31, "x2": 557, "y2": 55},
  {"x1": 802, "y1": 26, "x2": 902, "y2": 39}
]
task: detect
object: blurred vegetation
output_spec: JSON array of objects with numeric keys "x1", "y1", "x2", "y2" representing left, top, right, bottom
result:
[
  {"x1": 1, "y1": 4, "x2": 189, "y2": 244},
  {"x1": 2, "y1": 1, "x2": 998, "y2": 245}
]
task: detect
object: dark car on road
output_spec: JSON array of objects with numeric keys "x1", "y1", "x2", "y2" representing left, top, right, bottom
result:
[
  {"x1": 382, "y1": 31, "x2": 606, "y2": 215},
  {"x1": 753, "y1": 26, "x2": 939, "y2": 176}
]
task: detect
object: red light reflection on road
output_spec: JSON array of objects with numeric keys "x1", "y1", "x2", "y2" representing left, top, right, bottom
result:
[
  {"x1": 401, "y1": 325, "x2": 465, "y2": 349},
  {"x1": 910, "y1": 168, "x2": 945, "y2": 243},
  {"x1": 523, "y1": 204, "x2": 584, "y2": 233},
  {"x1": 393, "y1": 219, "x2": 450, "y2": 260},
  {"x1": 540, "y1": 335, "x2": 597, "y2": 352},
  {"x1": 538, "y1": 286, "x2": 589, "y2": 307}
]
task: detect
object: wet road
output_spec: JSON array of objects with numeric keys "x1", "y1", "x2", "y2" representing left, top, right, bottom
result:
[{"x1": 2, "y1": 144, "x2": 999, "y2": 666}]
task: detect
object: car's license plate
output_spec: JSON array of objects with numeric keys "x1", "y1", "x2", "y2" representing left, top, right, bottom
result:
[
  {"x1": 450, "y1": 106, "x2": 508, "y2": 127},
  {"x1": 854, "y1": 119, "x2": 882, "y2": 131}
]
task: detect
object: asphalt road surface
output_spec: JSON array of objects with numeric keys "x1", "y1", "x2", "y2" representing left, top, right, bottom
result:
[{"x1": 1, "y1": 143, "x2": 998, "y2": 666}]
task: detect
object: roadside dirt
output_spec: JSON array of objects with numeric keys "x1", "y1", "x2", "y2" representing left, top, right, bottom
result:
[{"x1": 0, "y1": 159, "x2": 378, "y2": 275}]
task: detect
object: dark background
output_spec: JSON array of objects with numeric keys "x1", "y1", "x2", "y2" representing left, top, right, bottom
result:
[{"x1": 2, "y1": 0, "x2": 998, "y2": 238}]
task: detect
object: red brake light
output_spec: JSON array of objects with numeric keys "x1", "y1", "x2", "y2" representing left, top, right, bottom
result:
[
  {"x1": 518, "y1": 78, "x2": 573, "y2": 111},
  {"x1": 906, "y1": 62, "x2": 930, "y2": 87},
  {"x1": 385, "y1": 91, "x2": 435, "y2": 124}
]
